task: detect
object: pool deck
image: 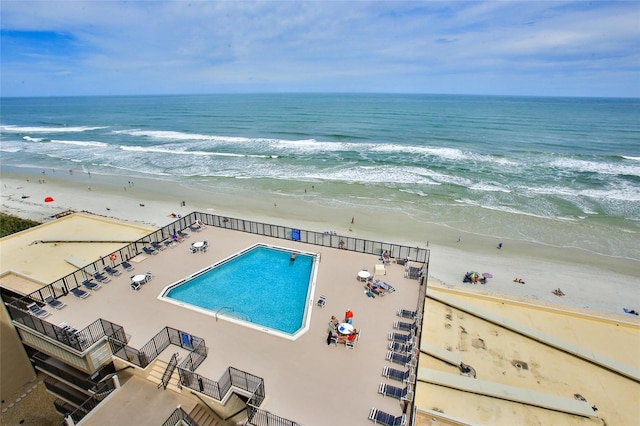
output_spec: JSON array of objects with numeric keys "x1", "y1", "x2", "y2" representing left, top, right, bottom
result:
[{"x1": 42, "y1": 226, "x2": 422, "y2": 425}]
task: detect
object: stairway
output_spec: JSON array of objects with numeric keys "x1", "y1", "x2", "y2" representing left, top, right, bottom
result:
[
  {"x1": 188, "y1": 404, "x2": 223, "y2": 426},
  {"x1": 146, "y1": 359, "x2": 182, "y2": 393}
]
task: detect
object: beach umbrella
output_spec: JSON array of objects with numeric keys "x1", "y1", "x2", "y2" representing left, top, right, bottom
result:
[
  {"x1": 482, "y1": 272, "x2": 493, "y2": 278},
  {"x1": 44, "y1": 196, "x2": 54, "y2": 202}
]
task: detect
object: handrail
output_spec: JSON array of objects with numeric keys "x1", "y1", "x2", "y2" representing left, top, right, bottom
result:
[{"x1": 158, "y1": 352, "x2": 180, "y2": 390}]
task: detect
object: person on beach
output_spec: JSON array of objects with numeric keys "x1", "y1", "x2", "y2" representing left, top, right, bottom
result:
[{"x1": 498, "y1": 242, "x2": 503, "y2": 249}]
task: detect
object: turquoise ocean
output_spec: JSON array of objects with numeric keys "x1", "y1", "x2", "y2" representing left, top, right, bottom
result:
[{"x1": 1, "y1": 94, "x2": 639, "y2": 260}]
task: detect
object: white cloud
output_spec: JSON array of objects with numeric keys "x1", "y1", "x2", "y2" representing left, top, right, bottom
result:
[{"x1": 1, "y1": 1, "x2": 638, "y2": 97}]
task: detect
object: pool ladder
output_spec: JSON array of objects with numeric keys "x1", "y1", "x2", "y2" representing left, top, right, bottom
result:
[{"x1": 215, "y1": 306, "x2": 250, "y2": 323}]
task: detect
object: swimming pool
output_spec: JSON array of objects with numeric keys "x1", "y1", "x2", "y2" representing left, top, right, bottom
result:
[{"x1": 159, "y1": 244, "x2": 318, "y2": 339}]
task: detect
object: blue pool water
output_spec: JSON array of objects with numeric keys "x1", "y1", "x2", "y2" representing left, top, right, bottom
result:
[{"x1": 164, "y1": 245, "x2": 314, "y2": 334}]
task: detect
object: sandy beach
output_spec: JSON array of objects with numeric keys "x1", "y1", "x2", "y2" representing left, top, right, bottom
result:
[{"x1": 1, "y1": 165, "x2": 638, "y2": 318}]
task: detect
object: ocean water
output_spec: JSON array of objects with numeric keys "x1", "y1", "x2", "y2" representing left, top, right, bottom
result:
[{"x1": 1, "y1": 94, "x2": 639, "y2": 260}]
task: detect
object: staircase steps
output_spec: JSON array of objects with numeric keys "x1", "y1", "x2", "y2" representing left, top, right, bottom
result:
[
  {"x1": 188, "y1": 404, "x2": 222, "y2": 426},
  {"x1": 146, "y1": 359, "x2": 182, "y2": 393}
]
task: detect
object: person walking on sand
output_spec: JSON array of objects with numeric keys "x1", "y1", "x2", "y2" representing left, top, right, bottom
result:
[
  {"x1": 351, "y1": 216, "x2": 355, "y2": 224},
  {"x1": 497, "y1": 242, "x2": 503, "y2": 249}
]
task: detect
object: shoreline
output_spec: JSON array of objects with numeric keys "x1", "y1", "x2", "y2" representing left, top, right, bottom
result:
[{"x1": 1, "y1": 165, "x2": 638, "y2": 318}]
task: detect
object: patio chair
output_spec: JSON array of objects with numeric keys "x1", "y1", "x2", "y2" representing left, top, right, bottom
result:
[
  {"x1": 378, "y1": 383, "x2": 412, "y2": 400},
  {"x1": 164, "y1": 240, "x2": 176, "y2": 248},
  {"x1": 82, "y1": 279, "x2": 101, "y2": 291},
  {"x1": 386, "y1": 351, "x2": 416, "y2": 368},
  {"x1": 316, "y1": 295, "x2": 327, "y2": 308},
  {"x1": 177, "y1": 230, "x2": 190, "y2": 239},
  {"x1": 397, "y1": 309, "x2": 416, "y2": 319},
  {"x1": 104, "y1": 265, "x2": 121, "y2": 276},
  {"x1": 121, "y1": 261, "x2": 134, "y2": 271},
  {"x1": 189, "y1": 224, "x2": 202, "y2": 232},
  {"x1": 94, "y1": 272, "x2": 111, "y2": 283},
  {"x1": 26, "y1": 302, "x2": 51, "y2": 319},
  {"x1": 70, "y1": 287, "x2": 90, "y2": 299},
  {"x1": 44, "y1": 296, "x2": 66, "y2": 310},
  {"x1": 368, "y1": 408, "x2": 407, "y2": 426},
  {"x1": 131, "y1": 282, "x2": 141, "y2": 291},
  {"x1": 382, "y1": 366, "x2": 414, "y2": 384}
]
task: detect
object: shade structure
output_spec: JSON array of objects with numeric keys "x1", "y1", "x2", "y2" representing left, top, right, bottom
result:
[{"x1": 44, "y1": 196, "x2": 54, "y2": 202}]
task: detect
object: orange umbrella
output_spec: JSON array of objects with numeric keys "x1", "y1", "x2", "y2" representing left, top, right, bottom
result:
[{"x1": 44, "y1": 196, "x2": 54, "y2": 202}]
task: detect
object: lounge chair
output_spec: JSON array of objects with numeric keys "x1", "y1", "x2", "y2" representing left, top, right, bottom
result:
[
  {"x1": 104, "y1": 265, "x2": 121, "y2": 276},
  {"x1": 189, "y1": 224, "x2": 202, "y2": 232},
  {"x1": 44, "y1": 296, "x2": 66, "y2": 310},
  {"x1": 121, "y1": 261, "x2": 134, "y2": 271},
  {"x1": 388, "y1": 341, "x2": 415, "y2": 354},
  {"x1": 375, "y1": 280, "x2": 395, "y2": 293},
  {"x1": 316, "y1": 295, "x2": 326, "y2": 308},
  {"x1": 70, "y1": 287, "x2": 90, "y2": 298},
  {"x1": 368, "y1": 408, "x2": 407, "y2": 426},
  {"x1": 378, "y1": 383, "x2": 412, "y2": 400},
  {"x1": 151, "y1": 241, "x2": 166, "y2": 251},
  {"x1": 93, "y1": 272, "x2": 111, "y2": 283},
  {"x1": 26, "y1": 302, "x2": 51, "y2": 319},
  {"x1": 142, "y1": 246, "x2": 158, "y2": 255},
  {"x1": 82, "y1": 280, "x2": 101, "y2": 291},
  {"x1": 386, "y1": 351, "x2": 416, "y2": 367},
  {"x1": 397, "y1": 309, "x2": 416, "y2": 319},
  {"x1": 393, "y1": 320, "x2": 415, "y2": 332},
  {"x1": 163, "y1": 240, "x2": 176, "y2": 248},
  {"x1": 177, "y1": 230, "x2": 190, "y2": 239},
  {"x1": 382, "y1": 366, "x2": 414, "y2": 384},
  {"x1": 388, "y1": 331, "x2": 414, "y2": 344}
]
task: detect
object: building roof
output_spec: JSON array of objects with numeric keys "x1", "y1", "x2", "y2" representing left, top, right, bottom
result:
[{"x1": 0, "y1": 212, "x2": 153, "y2": 289}]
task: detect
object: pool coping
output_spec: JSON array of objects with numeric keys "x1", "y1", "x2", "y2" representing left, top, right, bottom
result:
[{"x1": 157, "y1": 243, "x2": 320, "y2": 341}]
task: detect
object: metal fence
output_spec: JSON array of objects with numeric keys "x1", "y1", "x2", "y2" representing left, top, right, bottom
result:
[
  {"x1": 9, "y1": 211, "x2": 429, "y2": 312},
  {"x1": 161, "y1": 406, "x2": 199, "y2": 426}
]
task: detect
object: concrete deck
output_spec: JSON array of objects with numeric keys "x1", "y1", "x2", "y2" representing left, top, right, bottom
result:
[{"x1": 33, "y1": 226, "x2": 422, "y2": 425}]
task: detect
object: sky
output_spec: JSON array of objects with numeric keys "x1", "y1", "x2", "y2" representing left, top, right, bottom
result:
[{"x1": 1, "y1": 1, "x2": 639, "y2": 98}]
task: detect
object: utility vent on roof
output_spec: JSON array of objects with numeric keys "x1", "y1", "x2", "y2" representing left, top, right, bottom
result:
[{"x1": 512, "y1": 360, "x2": 528, "y2": 370}]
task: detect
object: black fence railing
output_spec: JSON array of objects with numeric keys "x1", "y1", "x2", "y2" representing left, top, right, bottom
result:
[
  {"x1": 108, "y1": 326, "x2": 205, "y2": 370},
  {"x1": 8, "y1": 303, "x2": 127, "y2": 353},
  {"x1": 161, "y1": 406, "x2": 200, "y2": 426},
  {"x1": 61, "y1": 378, "x2": 118, "y2": 425},
  {"x1": 32, "y1": 355, "x2": 97, "y2": 390},
  {"x1": 9, "y1": 212, "x2": 429, "y2": 312}
]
